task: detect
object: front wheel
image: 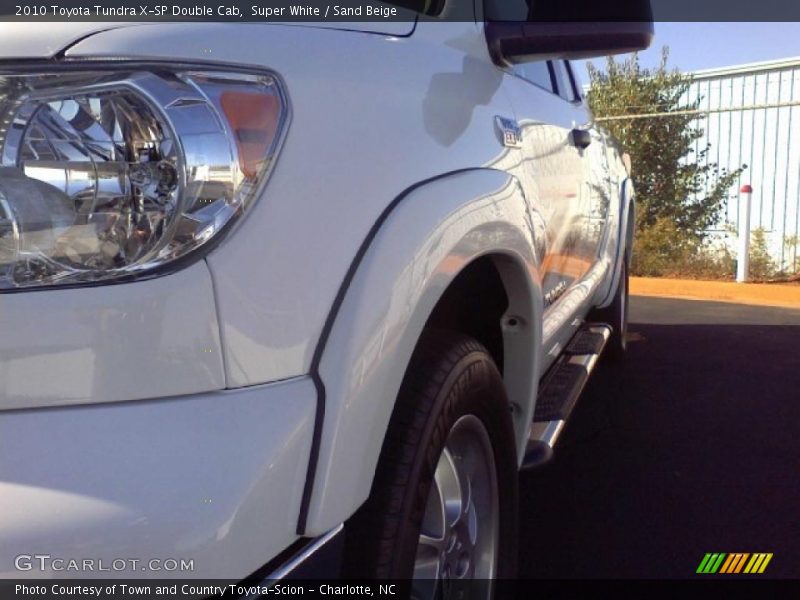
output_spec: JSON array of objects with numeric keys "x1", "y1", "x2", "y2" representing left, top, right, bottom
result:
[{"x1": 343, "y1": 331, "x2": 518, "y2": 596}]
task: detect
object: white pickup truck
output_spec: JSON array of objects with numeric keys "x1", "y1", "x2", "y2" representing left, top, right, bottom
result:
[{"x1": 0, "y1": 0, "x2": 651, "y2": 593}]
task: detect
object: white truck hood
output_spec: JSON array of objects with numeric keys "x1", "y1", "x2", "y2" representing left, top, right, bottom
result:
[
  {"x1": 0, "y1": 21, "x2": 415, "y2": 60},
  {"x1": 0, "y1": 23, "x2": 133, "y2": 58}
]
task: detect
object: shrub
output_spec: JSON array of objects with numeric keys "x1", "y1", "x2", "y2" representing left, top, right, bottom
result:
[
  {"x1": 748, "y1": 227, "x2": 778, "y2": 281},
  {"x1": 631, "y1": 222, "x2": 785, "y2": 281}
]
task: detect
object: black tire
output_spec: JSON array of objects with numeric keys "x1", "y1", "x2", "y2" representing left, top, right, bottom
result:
[
  {"x1": 592, "y1": 253, "x2": 629, "y2": 362},
  {"x1": 343, "y1": 330, "x2": 518, "y2": 587}
]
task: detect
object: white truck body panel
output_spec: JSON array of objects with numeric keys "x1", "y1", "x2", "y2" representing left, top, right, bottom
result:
[
  {"x1": 0, "y1": 13, "x2": 631, "y2": 579},
  {"x1": 65, "y1": 21, "x2": 517, "y2": 387},
  {"x1": 0, "y1": 23, "x2": 129, "y2": 58},
  {"x1": 0, "y1": 378, "x2": 315, "y2": 578},
  {"x1": 310, "y1": 169, "x2": 541, "y2": 534},
  {"x1": 0, "y1": 262, "x2": 225, "y2": 410}
]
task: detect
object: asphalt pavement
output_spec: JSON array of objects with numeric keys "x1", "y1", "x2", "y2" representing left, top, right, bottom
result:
[{"x1": 518, "y1": 295, "x2": 800, "y2": 579}]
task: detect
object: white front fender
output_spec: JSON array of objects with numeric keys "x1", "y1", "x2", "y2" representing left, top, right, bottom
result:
[{"x1": 302, "y1": 169, "x2": 543, "y2": 535}]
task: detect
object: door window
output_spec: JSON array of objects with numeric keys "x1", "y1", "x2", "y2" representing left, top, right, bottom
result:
[
  {"x1": 511, "y1": 61, "x2": 556, "y2": 94},
  {"x1": 551, "y1": 60, "x2": 579, "y2": 102}
]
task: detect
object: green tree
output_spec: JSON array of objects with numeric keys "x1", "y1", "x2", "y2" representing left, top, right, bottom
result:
[{"x1": 586, "y1": 48, "x2": 744, "y2": 254}]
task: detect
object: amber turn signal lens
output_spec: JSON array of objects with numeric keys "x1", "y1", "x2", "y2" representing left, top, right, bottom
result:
[{"x1": 220, "y1": 91, "x2": 280, "y2": 179}]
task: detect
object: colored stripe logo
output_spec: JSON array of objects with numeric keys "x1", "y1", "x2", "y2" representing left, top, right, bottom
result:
[{"x1": 697, "y1": 552, "x2": 773, "y2": 574}]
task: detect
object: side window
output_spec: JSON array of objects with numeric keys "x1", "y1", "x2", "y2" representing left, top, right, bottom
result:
[
  {"x1": 565, "y1": 60, "x2": 583, "y2": 100},
  {"x1": 552, "y1": 60, "x2": 579, "y2": 102},
  {"x1": 511, "y1": 61, "x2": 556, "y2": 94}
]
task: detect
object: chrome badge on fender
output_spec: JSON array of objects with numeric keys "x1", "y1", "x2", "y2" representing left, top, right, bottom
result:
[{"x1": 495, "y1": 116, "x2": 523, "y2": 148}]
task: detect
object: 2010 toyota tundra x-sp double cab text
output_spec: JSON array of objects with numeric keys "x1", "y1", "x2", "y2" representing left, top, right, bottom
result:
[{"x1": 0, "y1": 0, "x2": 652, "y2": 592}]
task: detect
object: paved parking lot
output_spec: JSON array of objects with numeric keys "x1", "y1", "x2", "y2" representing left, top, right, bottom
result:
[{"x1": 519, "y1": 295, "x2": 800, "y2": 578}]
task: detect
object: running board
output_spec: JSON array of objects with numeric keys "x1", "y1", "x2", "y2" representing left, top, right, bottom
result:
[{"x1": 522, "y1": 324, "x2": 611, "y2": 470}]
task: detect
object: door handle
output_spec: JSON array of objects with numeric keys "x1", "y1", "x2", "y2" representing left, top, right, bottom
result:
[{"x1": 570, "y1": 128, "x2": 592, "y2": 150}]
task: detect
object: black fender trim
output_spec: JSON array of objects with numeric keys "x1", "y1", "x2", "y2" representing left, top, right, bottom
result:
[{"x1": 297, "y1": 167, "x2": 504, "y2": 534}]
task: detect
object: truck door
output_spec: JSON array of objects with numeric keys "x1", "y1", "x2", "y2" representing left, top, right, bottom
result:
[
  {"x1": 500, "y1": 59, "x2": 609, "y2": 365},
  {"x1": 554, "y1": 60, "x2": 613, "y2": 265}
]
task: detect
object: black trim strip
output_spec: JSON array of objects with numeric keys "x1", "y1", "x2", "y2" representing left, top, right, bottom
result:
[
  {"x1": 237, "y1": 537, "x2": 311, "y2": 589},
  {"x1": 53, "y1": 25, "x2": 131, "y2": 60},
  {"x1": 296, "y1": 167, "x2": 484, "y2": 534},
  {"x1": 237, "y1": 525, "x2": 344, "y2": 593}
]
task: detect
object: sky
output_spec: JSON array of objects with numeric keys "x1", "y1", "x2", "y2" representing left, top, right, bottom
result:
[{"x1": 577, "y1": 22, "x2": 800, "y2": 84}]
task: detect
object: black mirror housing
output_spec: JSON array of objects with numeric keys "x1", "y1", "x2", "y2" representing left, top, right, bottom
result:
[
  {"x1": 483, "y1": 0, "x2": 653, "y2": 65},
  {"x1": 486, "y1": 21, "x2": 654, "y2": 65}
]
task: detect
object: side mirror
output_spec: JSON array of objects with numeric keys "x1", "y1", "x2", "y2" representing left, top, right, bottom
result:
[{"x1": 485, "y1": 1, "x2": 653, "y2": 65}]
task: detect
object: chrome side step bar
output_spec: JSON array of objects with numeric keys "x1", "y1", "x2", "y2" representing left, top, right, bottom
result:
[{"x1": 522, "y1": 324, "x2": 611, "y2": 470}]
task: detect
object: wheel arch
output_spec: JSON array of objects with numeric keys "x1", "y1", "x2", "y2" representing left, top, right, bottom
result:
[
  {"x1": 424, "y1": 253, "x2": 541, "y2": 458},
  {"x1": 595, "y1": 176, "x2": 635, "y2": 308},
  {"x1": 301, "y1": 169, "x2": 543, "y2": 536}
]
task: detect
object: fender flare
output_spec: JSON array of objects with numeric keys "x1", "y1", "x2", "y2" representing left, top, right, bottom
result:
[
  {"x1": 595, "y1": 176, "x2": 635, "y2": 308},
  {"x1": 298, "y1": 168, "x2": 543, "y2": 535}
]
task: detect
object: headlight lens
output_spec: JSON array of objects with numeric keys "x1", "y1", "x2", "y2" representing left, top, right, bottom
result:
[{"x1": 0, "y1": 67, "x2": 287, "y2": 289}]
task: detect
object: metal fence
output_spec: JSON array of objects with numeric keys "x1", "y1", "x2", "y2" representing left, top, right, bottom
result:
[
  {"x1": 686, "y1": 57, "x2": 800, "y2": 271},
  {"x1": 594, "y1": 57, "x2": 800, "y2": 272}
]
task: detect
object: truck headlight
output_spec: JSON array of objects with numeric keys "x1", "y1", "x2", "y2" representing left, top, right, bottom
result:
[{"x1": 0, "y1": 67, "x2": 288, "y2": 289}]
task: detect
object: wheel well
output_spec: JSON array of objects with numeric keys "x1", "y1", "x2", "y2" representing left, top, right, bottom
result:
[{"x1": 424, "y1": 256, "x2": 508, "y2": 373}]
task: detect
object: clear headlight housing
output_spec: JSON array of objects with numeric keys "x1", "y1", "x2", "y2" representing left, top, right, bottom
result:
[{"x1": 0, "y1": 67, "x2": 287, "y2": 289}]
